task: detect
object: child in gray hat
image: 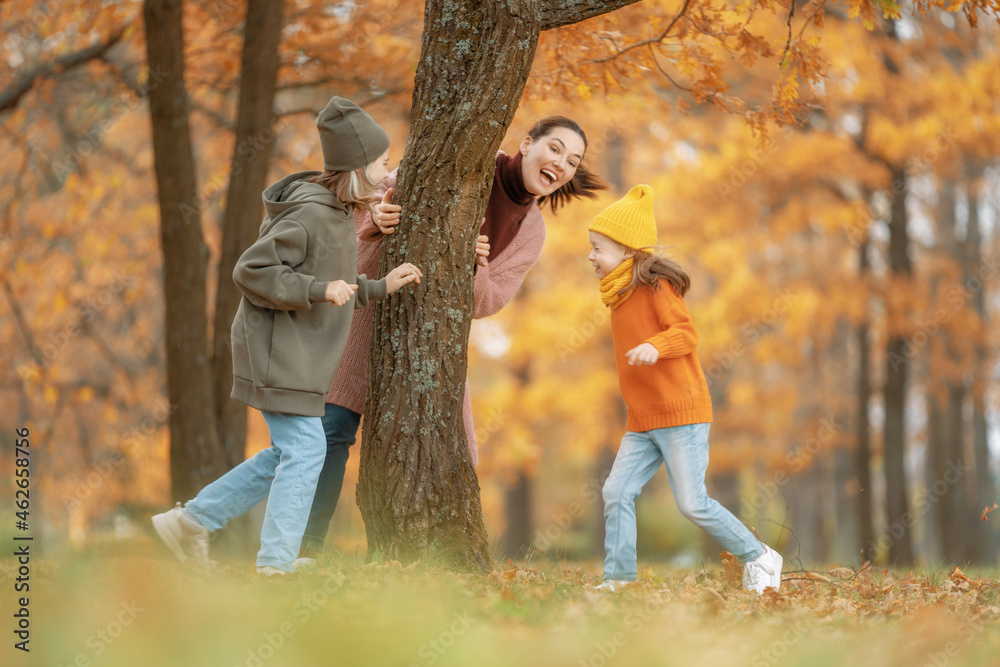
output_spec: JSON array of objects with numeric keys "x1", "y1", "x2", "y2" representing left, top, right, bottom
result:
[{"x1": 152, "y1": 96, "x2": 422, "y2": 575}]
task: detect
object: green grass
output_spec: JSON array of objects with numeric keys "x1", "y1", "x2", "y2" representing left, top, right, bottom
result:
[{"x1": 3, "y1": 537, "x2": 1000, "y2": 667}]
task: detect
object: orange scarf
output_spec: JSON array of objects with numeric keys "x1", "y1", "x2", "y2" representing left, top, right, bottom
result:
[{"x1": 599, "y1": 258, "x2": 635, "y2": 310}]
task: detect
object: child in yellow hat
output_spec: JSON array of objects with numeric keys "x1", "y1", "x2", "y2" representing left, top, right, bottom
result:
[{"x1": 587, "y1": 184, "x2": 782, "y2": 593}]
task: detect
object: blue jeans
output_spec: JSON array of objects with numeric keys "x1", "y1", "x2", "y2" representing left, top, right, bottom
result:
[
  {"x1": 184, "y1": 410, "x2": 326, "y2": 572},
  {"x1": 300, "y1": 404, "x2": 362, "y2": 554},
  {"x1": 602, "y1": 423, "x2": 762, "y2": 581}
]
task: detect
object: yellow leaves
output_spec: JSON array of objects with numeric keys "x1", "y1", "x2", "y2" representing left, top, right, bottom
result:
[
  {"x1": 846, "y1": 0, "x2": 880, "y2": 29},
  {"x1": 776, "y1": 68, "x2": 800, "y2": 108},
  {"x1": 44, "y1": 385, "x2": 59, "y2": 405}
]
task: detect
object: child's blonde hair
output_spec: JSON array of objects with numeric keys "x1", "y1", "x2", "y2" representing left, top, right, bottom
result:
[
  {"x1": 622, "y1": 248, "x2": 691, "y2": 298},
  {"x1": 307, "y1": 165, "x2": 378, "y2": 215}
]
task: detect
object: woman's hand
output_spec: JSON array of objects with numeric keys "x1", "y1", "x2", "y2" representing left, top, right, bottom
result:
[
  {"x1": 386, "y1": 263, "x2": 423, "y2": 294},
  {"x1": 625, "y1": 343, "x2": 659, "y2": 366},
  {"x1": 475, "y1": 234, "x2": 490, "y2": 268},
  {"x1": 325, "y1": 280, "x2": 358, "y2": 306},
  {"x1": 375, "y1": 187, "x2": 402, "y2": 235}
]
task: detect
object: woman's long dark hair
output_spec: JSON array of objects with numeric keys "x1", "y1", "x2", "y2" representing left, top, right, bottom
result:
[{"x1": 529, "y1": 116, "x2": 607, "y2": 211}]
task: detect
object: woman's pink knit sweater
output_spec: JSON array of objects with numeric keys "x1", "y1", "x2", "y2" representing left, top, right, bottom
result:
[{"x1": 325, "y1": 158, "x2": 546, "y2": 464}]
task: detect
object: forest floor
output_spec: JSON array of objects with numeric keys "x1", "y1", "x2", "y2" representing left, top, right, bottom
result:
[{"x1": 4, "y1": 537, "x2": 1000, "y2": 667}]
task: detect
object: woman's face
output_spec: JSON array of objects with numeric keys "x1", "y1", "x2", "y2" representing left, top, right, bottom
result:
[
  {"x1": 519, "y1": 127, "x2": 586, "y2": 196},
  {"x1": 366, "y1": 148, "x2": 391, "y2": 185},
  {"x1": 588, "y1": 231, "x2": 632, "y2": 279}
]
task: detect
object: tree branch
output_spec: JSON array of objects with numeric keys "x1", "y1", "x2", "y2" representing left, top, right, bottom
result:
[
  {"x1": 582, "y1": 0, "x2": 693, "y2": 65},
  {"x1": 0, "y1": 28, "x2": 129, "y2": 114},
  {"x1": 539, "y1": 0, "x2": 643, "y2": 31}
]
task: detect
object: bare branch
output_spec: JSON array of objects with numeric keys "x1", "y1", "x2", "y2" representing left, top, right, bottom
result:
[
  {"x1": 0, "y1": 28, "x2": 129, "y2": 114},
  {"x1": 539, "y1": 0, "x2": 644, "y2": 32}
]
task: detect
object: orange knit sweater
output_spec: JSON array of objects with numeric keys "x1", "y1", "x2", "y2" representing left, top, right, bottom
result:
[{"x1": 610, "y1": 279, "x2": 713, "y2": 432}]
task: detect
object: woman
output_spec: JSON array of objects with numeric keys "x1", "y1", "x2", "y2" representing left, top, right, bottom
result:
[{"x1": 297, "y1": 116, "x2": 606, "y2": 565}]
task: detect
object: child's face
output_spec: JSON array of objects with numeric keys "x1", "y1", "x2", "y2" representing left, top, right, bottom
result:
[
  {"x1": 588, "y1": 232, "x2": 632, "y2": 279},
  {"x1": 366, "y1": 148, "x2": 391, "y2": 185}
]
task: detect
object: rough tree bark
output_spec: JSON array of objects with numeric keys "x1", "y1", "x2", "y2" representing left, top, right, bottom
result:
[
  {"x1": 144, "y1": 0, "x2": 227, "y2": 501},
  {"x1": 211, "y1": 0, "x2": 286, "y2": 469},
  {"x1": 358, "y1": 0, "x2": 641, "y2": 570}
]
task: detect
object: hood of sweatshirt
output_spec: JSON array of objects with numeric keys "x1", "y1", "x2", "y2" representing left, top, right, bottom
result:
[{"x1": 259, "y1": 171, "x2": 347, "y2": 234}]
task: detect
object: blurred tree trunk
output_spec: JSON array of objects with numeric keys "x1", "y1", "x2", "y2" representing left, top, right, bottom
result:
[
  {"x1": 883, "y1": 165, "x2": 914, "y2": 565},
  {"x1": 503, "y1": 471, "x2": 533, "y2": 559},
  {"x1": 146, "y1": 0, "x2": 288, "y2": 508},
  {"x1": 503, "y1": 359, "x2": 534, "y2": 559},
  {"x1": 212, "y1": 0, "x2": 285, "y2": 469},
  {"x1": 931, "y1": 176, "x2": 975, "y2": 564},
  {"x1": 209, "y1": 0, "x2": 285, "y2": 556},
  {"x1": 855, "y1": 231, "x2": 875, "y2": 562},
  {"x1": 833, "y1": 444, "x2": 860, "y2": 562},
  {"x1": 962, "y1": 166, "x2": 997, "y2": 564},
  {"x1": 144, "y1": 0, "x2": 226, "y2": 501},
  {"x1": 788, "y1": 461, "x2": 827, "y2": 565},
  {"x1": 357, "y1": 0, "x2": 643, "y2": 570},
  {"x1": 591, "y1": 444, "x2": 617, "y2": 557}
]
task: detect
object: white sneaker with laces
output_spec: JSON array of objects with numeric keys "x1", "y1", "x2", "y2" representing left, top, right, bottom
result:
[
  {"x1": 151, "y1": 503, "x2": 211, "y2": 572},
  {"x1": 257, "y1": 566, "x2": 290, "y2": 577},
  {"x1": 743, "y1": 544, "x2": 783, "y2": 593}
]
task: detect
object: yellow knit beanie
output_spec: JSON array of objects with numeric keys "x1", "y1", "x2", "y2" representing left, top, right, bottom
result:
[{"x1": 588, "y1": 184, "x2": 657, "y2": 250}]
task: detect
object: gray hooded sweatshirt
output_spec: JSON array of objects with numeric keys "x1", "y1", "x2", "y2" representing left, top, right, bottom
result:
[{"x1": 230, "y1": 171, "x2": 387, "y2": 417}]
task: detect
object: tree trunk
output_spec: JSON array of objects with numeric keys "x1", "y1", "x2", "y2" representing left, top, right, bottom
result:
[
  {"x1": 883, "y1": 166, "x2": 914, "y2": 565},
  {"x1": 833, "y1": 444, "x2": 859, "y2": 562},
  {"x1": 503, "y1": 471, "x2": 534, "y2": 559},
  {"x1": 212, "y1": 0, "x2": 285, "y2": 469},
  {"x1": 855, "y1": 232, "x2": 875, "y2": 562},
  {"x1": 962, "y1": 168, "x2": 997, "y2": 564},
  {"x1": 357, "y1": 0, "x2": 540, "y2": 571},
  {"x1": 144, "y1": 0, "x2": 226, "y2": 501},
  {"x1": 357, "y1": 0, "x2": 643, "y2": 571}
]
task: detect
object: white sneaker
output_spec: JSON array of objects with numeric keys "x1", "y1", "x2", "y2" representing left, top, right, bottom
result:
[
  {"x1": 593, "y1": 579, "x2": 631, "y2": 592},
  {"x1": 257, "y1": 566, "x2": 290, "y2": 577},
  {"x1": 743, "y1": 544, "x2": 783, "y2": 593},
  {"x1": 293, "y1": 557, "x2": 317, "y2": 571},
  {"x1": 151, "y1": 503, "x2": 211, "y2": 572}
]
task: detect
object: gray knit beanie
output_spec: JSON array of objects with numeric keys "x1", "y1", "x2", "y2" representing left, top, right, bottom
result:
[{"x1": 315, "y1": 96, "x2": 390, "y2": 172}]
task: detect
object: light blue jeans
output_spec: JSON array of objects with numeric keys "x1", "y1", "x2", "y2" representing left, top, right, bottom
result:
[
  {"x1": 602, "y1": 422, "x2": 762, "y2": 581},
  {"x1": 183, "y1": 410, "x2": 326, "y2": 572}
]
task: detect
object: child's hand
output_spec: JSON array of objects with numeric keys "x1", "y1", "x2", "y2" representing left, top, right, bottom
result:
[
  {"x1": 475, "y1": 234, "x2": 490, "y2": 268},
  {"x1": 326, "y1": 280, "x2": 358, "y2": 306},
  {"x1": 386, "y1": 263, "x2": 423, "y2": 294},
  {"x1": 375, "y1": 187, "x2": 401, "y2": 235},
  {"x1": 625, "y1": 343, "x2": 659, "y2": 366}
]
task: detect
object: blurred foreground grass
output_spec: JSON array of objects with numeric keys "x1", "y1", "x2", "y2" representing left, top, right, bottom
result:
[{"x1": 3, "y1": 537, "x2": 999, "y2": 667}]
